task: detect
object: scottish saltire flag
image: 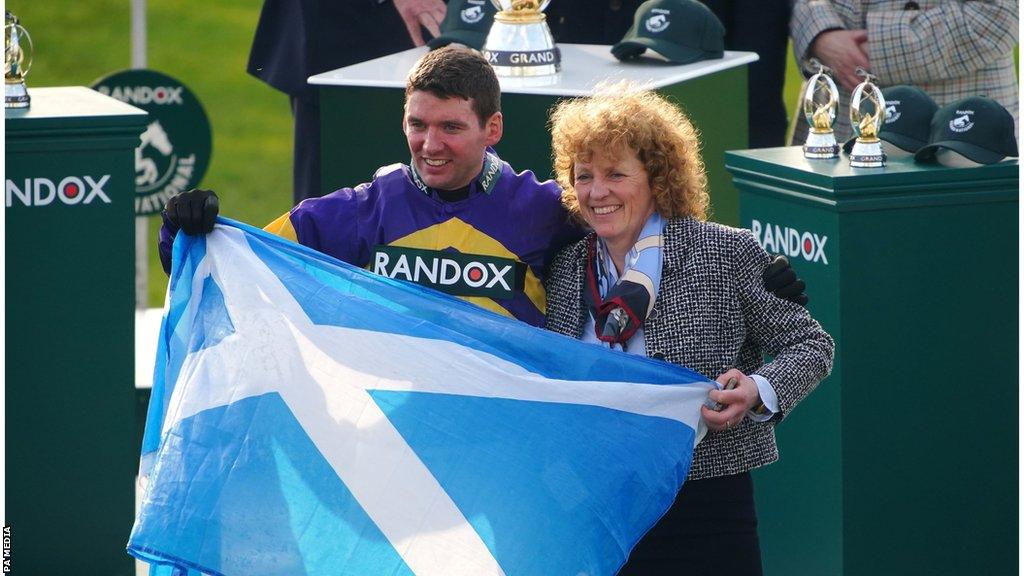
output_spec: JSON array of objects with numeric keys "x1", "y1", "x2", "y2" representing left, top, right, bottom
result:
[{"x1": 129, "y1": 218, "x2": 715, "y2": 576}]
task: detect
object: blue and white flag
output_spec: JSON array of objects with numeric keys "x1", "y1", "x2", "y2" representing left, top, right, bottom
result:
[{"x1": 130, "y1": 219, "x2": 715, "y2": 576}]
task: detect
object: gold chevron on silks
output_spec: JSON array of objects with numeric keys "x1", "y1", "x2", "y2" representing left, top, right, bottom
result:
[{"x1": 384, "y1": 217, "x2": 546, "y2": 319}]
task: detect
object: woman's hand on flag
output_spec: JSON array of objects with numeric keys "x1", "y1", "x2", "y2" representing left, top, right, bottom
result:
[{"x1": 701, "y1": 369, "x2": 759, "y2": 432}]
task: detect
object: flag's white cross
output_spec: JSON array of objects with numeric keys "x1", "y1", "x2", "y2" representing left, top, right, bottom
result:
[{"x1": 159, "y1": 226, "x2": 711, "y2": 576}]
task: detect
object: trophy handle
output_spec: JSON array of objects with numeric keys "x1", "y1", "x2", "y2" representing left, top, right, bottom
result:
[{"x1": 15, "y1": 24, "x2": 31, "y2": 76}]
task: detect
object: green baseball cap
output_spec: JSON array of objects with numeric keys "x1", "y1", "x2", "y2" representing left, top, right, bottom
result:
[
  {"x1": 612, "y1": 0, "x2": 725, "y2": 64},
  {"x1": 427, "y1": 0, "x2": 497, "y2": 51},
  {"x1": 843, "y1": 85, "x2": 938, "y2": 154},
  {"x1": 878, "y1": 85, "x2": 939, "y2": 153},
  {"x1": 914, "y1": 96, "x2": 1018, "y2": 165}
]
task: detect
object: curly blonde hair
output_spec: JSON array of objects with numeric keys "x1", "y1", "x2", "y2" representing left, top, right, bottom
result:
[{"x1": 549, "y1": 86, "x2": 709, "y2": 221}]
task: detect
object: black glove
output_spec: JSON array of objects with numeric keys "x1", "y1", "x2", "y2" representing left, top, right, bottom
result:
[
  {"x1": 763, "y1": 255, "x2": 809, "y2": 306},
  {"x1": 164, "y1": 188, "x2": 219, "y2": 235}
]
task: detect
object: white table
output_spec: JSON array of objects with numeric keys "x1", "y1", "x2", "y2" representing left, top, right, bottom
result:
[{"x1": 310, "y1": 44, "x2": 757, "y2": 225}]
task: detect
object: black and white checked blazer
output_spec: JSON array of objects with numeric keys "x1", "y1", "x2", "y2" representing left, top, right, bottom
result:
[
  {"x1": 790, "y1": 0, "x2": 1019, "y2": 143},
  {"x1": 544, "y1": 217, "x2": 835, "y2": 481}
]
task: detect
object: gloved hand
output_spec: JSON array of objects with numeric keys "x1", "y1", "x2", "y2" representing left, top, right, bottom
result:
[
  {"x1": 763, "y1": 255, "x2": 809, "y2": 306},
  {"x1": 164, "y1": 188, "x2": 219, "y2": 235}
]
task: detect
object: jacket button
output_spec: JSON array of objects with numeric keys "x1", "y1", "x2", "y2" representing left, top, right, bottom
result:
[{"x1": 903, "y1": 1, "x2": 919, "y2": 9}]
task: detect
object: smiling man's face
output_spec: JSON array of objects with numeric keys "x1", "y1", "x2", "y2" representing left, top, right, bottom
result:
[{"x1": 403, "y1": 90, "x2": 503, "y2": 191}]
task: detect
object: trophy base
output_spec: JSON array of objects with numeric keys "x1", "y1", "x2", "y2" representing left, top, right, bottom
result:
[
  {"x1": 849, "y1": 139, "x2": 886, "y2": 168},
  {"x1": 803, "y1": 130, "x2": 839, "y2": 159},
  {"x1": 483, "y1": 18, "x2": 560, "y2": 77},
  {"x1": 5, "y1": 81, "x2": 30, "y2": 109}
]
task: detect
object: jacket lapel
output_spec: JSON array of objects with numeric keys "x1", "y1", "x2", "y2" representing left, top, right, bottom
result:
[{"x1": 643, "y1": 217, "x2": 693, "y2": 359}]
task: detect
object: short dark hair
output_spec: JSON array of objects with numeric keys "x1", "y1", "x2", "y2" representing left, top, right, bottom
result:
[{"x1": 406, "y1": 46, "x2": 501, "y2": 127}]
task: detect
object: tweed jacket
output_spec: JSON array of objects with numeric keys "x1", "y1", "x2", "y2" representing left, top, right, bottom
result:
[
  {"x1": 544, "y1": 218, "x2": 835, "y2": 481},
  {"x1": 789, "y1": 0, "x2": 1019, "y2": 143}
]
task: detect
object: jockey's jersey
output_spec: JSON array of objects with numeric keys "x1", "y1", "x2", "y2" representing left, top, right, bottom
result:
[{"x1": 264, "y1": 156, "x2": 581, "y2": 327}]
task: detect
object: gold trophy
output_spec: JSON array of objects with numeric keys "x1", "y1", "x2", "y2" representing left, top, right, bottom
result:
[
  {"x1": 5, "y1": 10, "x2": 32, "y2": 109},
  {"x1": 848, "y1": 68, "x2": 886, "y2": 168},
  {"x1": 482, "y1": 0, "x2": 560, "y2": 77},
  {"x1": 801, "y1": 61, "x2": 840, "y2": 159}
]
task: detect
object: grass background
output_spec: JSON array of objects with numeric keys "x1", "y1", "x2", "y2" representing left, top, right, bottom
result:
[
  {"x1": 14, "y1": 1, "x2": 1000, "y2": 306},
  {"x1": 7, "y1": 0, "x2": 295, "y2": 307}
]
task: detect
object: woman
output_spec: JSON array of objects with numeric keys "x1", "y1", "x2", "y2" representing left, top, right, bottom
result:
[{"x1": 545, "y1": 89, "x2": 834, "y2": 575}]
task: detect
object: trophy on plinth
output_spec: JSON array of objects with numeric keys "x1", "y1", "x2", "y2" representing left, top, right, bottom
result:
[
  {"x1": 5, "y1": 10, "x2": 32, "y2": 109},
  {"x1": 801, "y1": 61, "x2": 840, "y2": 159},
  {"x1": 848, "y1": 68, "x2": 887, "y2": 168},
  {"x1": 482, "y1": 0, "x2": 560, "y2": 77}
]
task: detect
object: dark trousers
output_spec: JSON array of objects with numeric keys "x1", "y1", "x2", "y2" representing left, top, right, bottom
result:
[
  {"x1": 705, "y1": 0, "x2": 791, "y2": 149},
  {"x1": 291, "y1": 92, "x2": 322, "y2": 204},
  {"x1": 618, "y1": 472, "x2": 764, "y2": 576}
]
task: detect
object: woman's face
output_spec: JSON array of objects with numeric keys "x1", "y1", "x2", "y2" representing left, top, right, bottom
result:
[{"x1": 573, "y1": 148, "x2": 657, "y2": 250}]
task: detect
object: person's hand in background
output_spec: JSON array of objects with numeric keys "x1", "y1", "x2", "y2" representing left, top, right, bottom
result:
[
  {"x1": 810, "y1": 29, "x2": 870, "y2": 91},
  {"x1": 394, "y1": 0, "x2": 446, "y2": 46}
]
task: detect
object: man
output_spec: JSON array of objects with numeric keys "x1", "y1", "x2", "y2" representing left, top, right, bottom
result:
[{"x1": 161, "y1": 46, "x2": 807, "y2": 328}]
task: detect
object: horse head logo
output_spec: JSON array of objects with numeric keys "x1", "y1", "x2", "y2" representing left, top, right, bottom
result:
[
  {"x1": 884, "y1": 104, "x2": 901, "y2": 123},
  {"x1": 136, "y1": 120, "x2": 175, "y2": 187},
  {"x1": 461, "y1": 5, "x2": 484, "y2": 23},
  {"x1": 645, "y1": 14, "x2": 669, "y2": 33},
  {"x1": 950, "y1": 115, "x2": 972, "y2": 130}
]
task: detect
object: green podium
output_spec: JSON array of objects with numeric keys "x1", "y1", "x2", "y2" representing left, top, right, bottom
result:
[
  {"x1": 312, "y1": 44, "x2": 753, "y2": 226},
  {"x1": 725, "y1": 148, "x2": 1018, "y2": 576},
  {"x1": 6, "y1": 87, "x2": 147, "y2": 574}
]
